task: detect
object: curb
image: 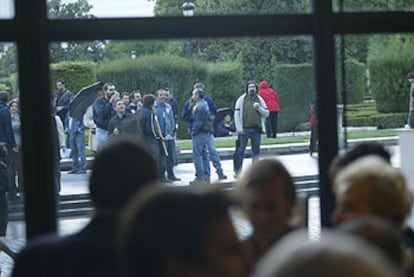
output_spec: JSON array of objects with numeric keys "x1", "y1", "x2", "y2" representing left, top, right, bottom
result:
[{"x1": 60, "y1": 136, "x2": 398, "y2": 171}]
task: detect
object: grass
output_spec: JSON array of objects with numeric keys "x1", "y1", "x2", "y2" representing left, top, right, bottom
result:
[{"x1": 175, "y1": 129, "x2": 400, "y2": 151}]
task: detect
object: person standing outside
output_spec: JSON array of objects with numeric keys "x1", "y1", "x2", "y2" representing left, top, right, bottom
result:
[
  {"x1": 8, "y1": 99, "x2": 22, "y2": 196},
  {"x1": 154, "y1": 89, "x2": 180, "y2": 182},
  {"x1": 54, "y1": 79, "x2": 73, "y2": 125},
  {"x1": 258, "y1": 80, "x2": 279, "y2": 138},
  {"x1": 0, "y1": 92, "x2": 18, "y2": 197},
  {"x1": 93, "y1": 83, "x2": 117, "y2": 150},
  {"x1": 189, "y1": 88, "x2": 211, "y2": 185},
  {"x1": 108, "y1": 99, "x2": 143, "y2": 139},
  {"x1": 126, "y1": 90, "x2": 142, "y2": 114},
  {"x1": 67, "y1": 111, "x2": 87, "y2": 174},
  {"x1": 407, "y1": 73, "x2": 414, "y2": 128},
  {"x1": 234, "y1": 81, "x2": 269, "y2": 176},
  {"x1": 182, "y1": 83, "x2": 227, "y2": 180}
]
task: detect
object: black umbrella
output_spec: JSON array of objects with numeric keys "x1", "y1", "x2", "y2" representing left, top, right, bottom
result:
[
  {"x1": 69, "y1": 82, "x2": 103, "y2": 121},
  {"x1": 214, "y1": 107, "x2": 233, "y2": 127}
]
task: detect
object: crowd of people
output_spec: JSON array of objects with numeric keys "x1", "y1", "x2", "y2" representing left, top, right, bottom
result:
[
  {"x1": 3, "y1": 77, "x2": 414, "y2": 276},
  {"x1": 7, "y1": 138, "x2": 413, "y2": 277}
]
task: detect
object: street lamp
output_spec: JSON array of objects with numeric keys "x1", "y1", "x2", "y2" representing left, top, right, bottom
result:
[
  {"x1": 182, "y1": 1, "x2": 195, "y2": 57},
  {"x1": 131, "y1": 50, "x2": 137, "y2": 59},
  {"x1": 182, "y1": 1, "x2": 195, "y2": 17},
  {"x1": 60, "y1": 41, "x2": 69, "y2": 61}
]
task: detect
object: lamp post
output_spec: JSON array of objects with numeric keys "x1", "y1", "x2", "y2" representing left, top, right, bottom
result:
[
  {"x1": 182, "y1": 1, "x2": 195, "y2": 57},
  {"x1": 131, "y1": 50, "x2": 137, "y2": 59},
  {"x1": 60, "y1": 41, "x2": 68, "y2": 61}
]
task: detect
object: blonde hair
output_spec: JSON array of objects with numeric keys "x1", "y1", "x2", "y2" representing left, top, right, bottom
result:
[{"x1": 334, "y1": 155, "x2": 412, "y2": 228}]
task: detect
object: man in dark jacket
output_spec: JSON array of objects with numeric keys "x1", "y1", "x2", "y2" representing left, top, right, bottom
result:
[
  {"x1": 108, "y1": 99, "x2": 143, "y2": 139},
  {"x1": 54, "y1": 79, "x2": 73, "y2": 124},
  {"x1": 0, "y1": 91, "x2": 18, "y2": 197},
  {"x1": 92, "y1": 83, "x2": 117, "y2": 150}
]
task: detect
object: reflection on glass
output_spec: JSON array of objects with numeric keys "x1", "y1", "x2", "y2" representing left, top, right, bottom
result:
[
  {"x1": 0, "y1": 0, "x2": 14, "y2": 19},
  {"x1": 52, "y1": 0, "x2": 310, "y2": 19}
]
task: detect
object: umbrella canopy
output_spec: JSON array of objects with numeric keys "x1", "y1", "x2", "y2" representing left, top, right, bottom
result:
[
  {"x1": 215, "y1": 107, "x2": 233, "y2": 126},
  {"x1": 69, "y1": 82, "x2": 103, "y2": 121}
]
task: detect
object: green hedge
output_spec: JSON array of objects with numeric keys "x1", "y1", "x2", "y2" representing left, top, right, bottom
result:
[
  {"x1": 274, "y1": 64, "x2": 316, "y2": 132},
  {"x1": 50, "y1": 61, "x2": 97, "y2": 95},
  {"x1": 346, "y1": 112, "x2": 407, "y2": 129},
  {"x1": 0, "y1": 74, "x2": 18, "y2": 98},
  {"x1": 206, "y1": 62, "x2": 243, "y2": 108},
  {"x1": 337, "y1": 59, "x2": 366, "y2": 104},
  {"x1": 97, "y1": 55, "x2": 243, "y2": 138},
  {"x1": 368, "y1": 36, "x2": 414, "y2": 112}
]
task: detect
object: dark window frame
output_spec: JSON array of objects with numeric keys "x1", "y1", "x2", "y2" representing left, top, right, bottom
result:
[{"x1": 0, "y1": 0, "x2": 413, "y2": 238}]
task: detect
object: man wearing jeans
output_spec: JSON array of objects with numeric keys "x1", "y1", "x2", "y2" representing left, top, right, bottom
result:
[
  {"x1": 189, "y1": 88, "x2": 211, "y2": 186},
  {"x1": 234, "y1": 81, "x2": 269, "y2": 176}
]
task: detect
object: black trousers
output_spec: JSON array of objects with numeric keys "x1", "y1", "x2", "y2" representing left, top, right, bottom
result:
[{"x1": 266, "y1": 111, "x2": 278, "y2": 138}]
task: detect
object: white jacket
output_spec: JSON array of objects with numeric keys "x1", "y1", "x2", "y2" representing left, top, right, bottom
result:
[{"x1": 234, "y1": 94, "x2": 269, "y2": 133}]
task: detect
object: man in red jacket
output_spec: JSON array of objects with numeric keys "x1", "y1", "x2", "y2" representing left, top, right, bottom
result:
[{"x1": 258, "y1": 80, "x2": 279, "y2": 138}]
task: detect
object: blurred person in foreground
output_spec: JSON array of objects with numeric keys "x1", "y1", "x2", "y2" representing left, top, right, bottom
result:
[
  {"x1": 118, "y1": 186, "x2": 248, "y2": 277},
  {"x1": 235, "y1": 158, "x2": 297, "y2": 272},
  {"x1": 12, "y1": 137, "x2": 158, "y2": 277},
  {"x1": 253, "y1": 229, "x2": 401, "y2": 277}
]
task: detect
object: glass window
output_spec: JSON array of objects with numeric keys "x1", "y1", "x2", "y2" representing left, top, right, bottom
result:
[{"x1": 0, "y1": 0, "x2": 14, "y2": 19}]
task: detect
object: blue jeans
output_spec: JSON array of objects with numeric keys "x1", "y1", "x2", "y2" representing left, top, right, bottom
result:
[
  {"x1": 234, "y1": 128, "x2": 262, "y2": 174},
  {"x1": 95, "y1": 128, "x2": 108, "y2": 150},
  {"x1": 70, "y1": 129, "x2": 86, "y2": 172},
  {"x1": 208, "y1": 134, "x2": 223, "y2": 174},
  {"x1": 166, "y1": 140, "x2": 177, "y2": 178},
  {"x1": 192, "y1": 132, "x2": 210, "y2": 180}
]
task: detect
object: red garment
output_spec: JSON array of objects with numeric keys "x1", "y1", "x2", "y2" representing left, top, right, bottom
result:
[
  {"x1": 258, "y1": 81, "x2": 279, "y2": 112},
  {"x1": 310, "y1": 104, "x2": 316, "y2": 126}
]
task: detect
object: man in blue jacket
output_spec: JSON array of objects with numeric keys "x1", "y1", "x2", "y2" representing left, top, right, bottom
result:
[{"x1": 182, "y1": 83, "x2": 227, "y2": 182}]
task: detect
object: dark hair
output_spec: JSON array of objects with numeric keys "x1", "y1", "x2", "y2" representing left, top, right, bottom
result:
[
  {"x1": 142, "y1": 94, "x2": 155, "y2": 108},
  {"x1": 119, "y1": 187, "x2": 232, "y2": 277},
  {"x1": 407, "y1": 73, "x2": 414, "y2": 79},
  {"x1": 89, "y1": 137, "x2": 158, "y2": 210},
  {"x1": 56, "y1": 79, "x2": 65, "y2": 85},
  {"x1": 0, "y1": 91, "x2": 9, "y2": 103},
  {"x1": 329, "y1": 142, "x2": 391, "y2": 182},
  {"x1": 103, "y1": 83, "x2": 114, "y2": 92},
  {"x1": 245, "y1": 81, "x2": 258, "y2": 94}
]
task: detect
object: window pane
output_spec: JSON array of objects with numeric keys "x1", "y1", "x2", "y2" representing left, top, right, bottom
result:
[
  {"x1": 0, "y1": 0, "x2": 14, "y2": 19},
  {"x1": 51, "y1": 0, "x2": 311, "y2": 19}
]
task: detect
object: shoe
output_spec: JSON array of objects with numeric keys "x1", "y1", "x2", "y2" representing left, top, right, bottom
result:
[
  {"x1": 218, "y1": 172, "x2": 227, "y2": 180},
  {"x1": 189, "y1": 179, "x2": 207, "y2": 186},
  {"x1": 168, "y1": 176, "x2": 181, "y2": 182},
  {"x1": 162, "y1": 178, "x2": 172, "y2": 183},
  {"x1": 67, "y1": 169, "x2": 78, "y2": 174},
  {"x1": 75, "y1": 170, "x2": 87, "y2": 174}
]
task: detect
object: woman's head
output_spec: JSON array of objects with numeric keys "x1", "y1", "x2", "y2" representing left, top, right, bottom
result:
[
  {"x1": 236, "y1": 159, "x2": 296, "y2": 239},
  {"x1": 8, "y1": 99, "x2": 19, "y2": 114}
]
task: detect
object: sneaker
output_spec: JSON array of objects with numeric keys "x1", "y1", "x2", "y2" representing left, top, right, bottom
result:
[
  {"x1": 189, "y1": 179, "x2": 207, "y2": 186},
  {"x1": 218, "y1": 172, "x2": 227, "y2": 180}
]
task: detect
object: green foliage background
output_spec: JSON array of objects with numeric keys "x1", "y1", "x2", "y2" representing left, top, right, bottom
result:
[{"x1": 50, "y1": 61, "x2": 97, "y2": 94}]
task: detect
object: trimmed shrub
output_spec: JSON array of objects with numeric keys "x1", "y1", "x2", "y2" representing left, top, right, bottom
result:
[
  {"x1": 337, "y1": 59, "x2": 366, "y2": 104},
  {"x1": 206, "y1": 62, "x2": 243, "y2": 109},
  {"x1": 274, "y1": 63, "x2": 316, "y2": 132},
  {"x1": 97, "y1": 55, "x2": 207, "y2": 138},
  {"x1": 50, "y1": 61, "x2": 97, "y2": 95},
  {"x1": 0, "y1": 74, "x2": 18, "y2": 98},
  {"x1": 367, "y1": 35, "x2": 414, "y2": 112},
  {"x1": 98, "y1": 55, "x2": 243, "y2": 138},
  {"x1": 346, "y1": 112, "x2": 407, "y2": 129}
]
